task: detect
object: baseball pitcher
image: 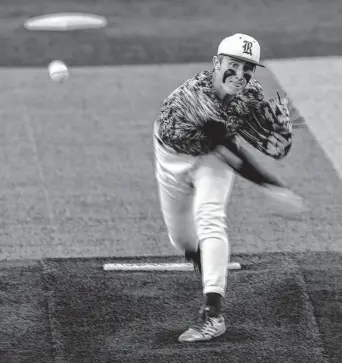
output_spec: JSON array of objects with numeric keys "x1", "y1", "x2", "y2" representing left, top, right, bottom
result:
[{"x1": 153, "y1": 33, "x2": 304, "y2": 343}]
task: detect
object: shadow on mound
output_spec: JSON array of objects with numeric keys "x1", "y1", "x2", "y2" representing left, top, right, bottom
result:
[{"x1": 1, "y1": 252, "x2": 341, "y2": 363}]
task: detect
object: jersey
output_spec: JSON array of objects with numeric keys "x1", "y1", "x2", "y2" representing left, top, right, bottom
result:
[{"x1": 155, "y1": 69, "x2": 292, "y2": 158}]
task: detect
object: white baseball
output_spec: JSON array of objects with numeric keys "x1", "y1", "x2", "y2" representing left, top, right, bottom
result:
[{"x1": 48, "y1": 60, "x2": 69, "y2": 82}]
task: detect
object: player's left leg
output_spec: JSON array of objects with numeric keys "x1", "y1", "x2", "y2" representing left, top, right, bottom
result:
[{"x1": 178, "y1": 153, "x2": 235, "y2": 342}]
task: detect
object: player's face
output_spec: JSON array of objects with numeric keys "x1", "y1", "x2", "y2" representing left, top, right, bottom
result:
[{"x1": 217, "y1": 56, "x2": 255, "y2": 95}]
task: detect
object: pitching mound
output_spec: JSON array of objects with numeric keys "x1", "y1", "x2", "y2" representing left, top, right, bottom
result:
[{"x1": 1, "y1": 252, "x2": 341, "y2": 362}]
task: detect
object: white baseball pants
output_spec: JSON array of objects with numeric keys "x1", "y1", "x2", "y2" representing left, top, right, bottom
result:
[{"x1": 153, "y1": 124, "x2": 235, "y2": 296}]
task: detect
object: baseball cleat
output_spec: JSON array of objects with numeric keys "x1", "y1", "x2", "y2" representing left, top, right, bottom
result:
[
  {"x1": 185, "y1": 248, "x2": 202, "y2": 274},
  {"x1": 178, "y1": 306, "x2": 226, "y2": 343}
]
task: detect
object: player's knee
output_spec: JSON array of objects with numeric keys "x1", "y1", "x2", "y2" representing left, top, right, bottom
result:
[
  {"x1": 194, "y1": 202, "x2": 227, "y2": 241},
  {"x1": 169, "y1": 235, "x2": 184, "y2": 251},
  {"x1": 169, "y1": 234, "x2": 197, "y2": 252}
]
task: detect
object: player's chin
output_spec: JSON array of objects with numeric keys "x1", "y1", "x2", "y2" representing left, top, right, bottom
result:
[{"x1": 224, "y1": 82, "x2": 246, "y2": 95}]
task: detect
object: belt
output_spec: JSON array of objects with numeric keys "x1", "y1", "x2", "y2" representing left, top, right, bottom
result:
[
  {"x1": 155, "y1": 135, "x2": 179, "y2": 155},
  {"x1": 153, "y1": 121, "x2": 179, "y2": 154},
  {"x1": 156, "y1": 136, "x2": 164, "y2": 148}
]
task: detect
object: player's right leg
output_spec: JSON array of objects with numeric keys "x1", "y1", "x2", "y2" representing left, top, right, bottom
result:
[
  {"x1": 156, "y1": 180, "x2": 197, "y2": 253},
  {"x1": 153, "y1": 130, "x2": 199, "y2": 254}
]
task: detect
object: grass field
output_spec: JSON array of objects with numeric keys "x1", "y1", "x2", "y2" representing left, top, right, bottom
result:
[
  {"x1": 1, "y1": 0, "x2": 342, "y2": 362},
  {"x1": 1, "y1": 64, "x2": 341, "y2": 259}
]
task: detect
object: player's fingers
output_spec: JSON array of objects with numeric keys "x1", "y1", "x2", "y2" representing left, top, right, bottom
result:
[
  {"x1": 271, "y1": 133, "x2": 288, "y2": 143},
  {"x1": 268, "y1": 133, "x2": 291, "y2": 149},
  {"x1": 268, "y1": 135, "x2": 278, "y2": 145},
  {"x1": 275, "y1": 106, "x2": 290, "y2": 121},
  {"x1": 273, "y1": 123, "x2": 290, "y2": 134}
]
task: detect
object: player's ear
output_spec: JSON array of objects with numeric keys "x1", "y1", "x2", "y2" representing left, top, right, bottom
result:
[{"x1": 213, "y1": 56, "x2": 220, "y2": 71}]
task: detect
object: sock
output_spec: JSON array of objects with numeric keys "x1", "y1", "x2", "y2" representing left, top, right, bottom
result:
[{"x1": 205, "y1": 293, "x2": 221, "y2": 315}]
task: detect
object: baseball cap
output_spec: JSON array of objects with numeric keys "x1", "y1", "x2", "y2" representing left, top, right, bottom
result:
[{"x1": 217, "y1": 33, "x2": 265, "y2": 67}]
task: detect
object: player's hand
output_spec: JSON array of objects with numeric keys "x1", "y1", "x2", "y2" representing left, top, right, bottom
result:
[
  {"x1": 265, "y1": 132, "x2": 292, "y2": 159},
  {"x1": 269, "y1": 92, "x2": 290, "y2": 125},
  {"x1": 263, "y1": 185, "x2": 308, "y2": 213},
  {"x1": 268, "y1": 132, "x2": 291, "y2": 149}
]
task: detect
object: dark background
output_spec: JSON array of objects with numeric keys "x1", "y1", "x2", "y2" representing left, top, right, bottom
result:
[{"x1": 1, "y1": 0, "x2": 342, "y2": 66}]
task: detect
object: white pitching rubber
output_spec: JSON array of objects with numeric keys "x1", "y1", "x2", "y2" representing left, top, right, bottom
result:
[{"x1": 103, "y1": 262, "x2": 241, "y2": 271}]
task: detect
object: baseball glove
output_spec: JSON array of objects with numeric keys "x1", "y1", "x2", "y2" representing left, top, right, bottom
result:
[{"x1": 238, "y1": 92, "x2": 293, "y2": 159}]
